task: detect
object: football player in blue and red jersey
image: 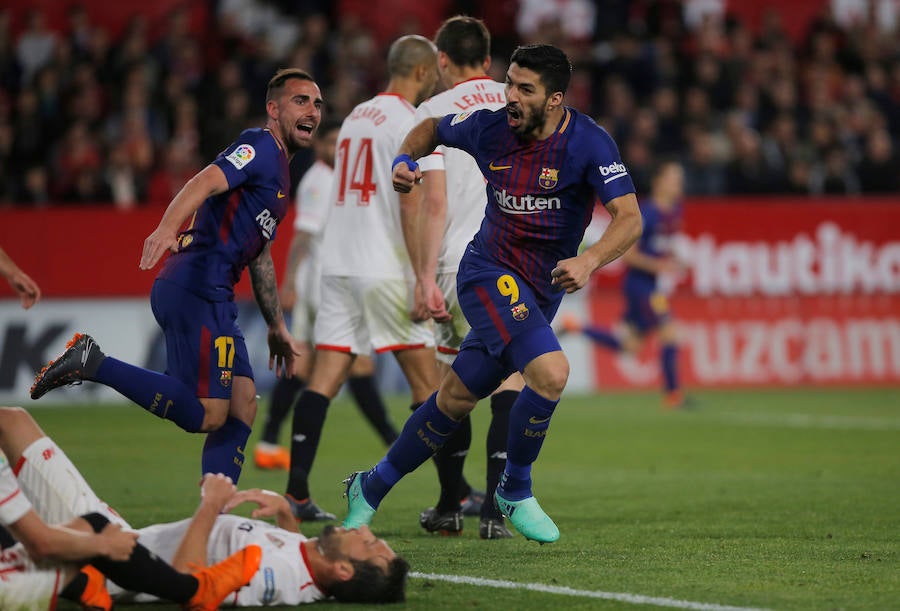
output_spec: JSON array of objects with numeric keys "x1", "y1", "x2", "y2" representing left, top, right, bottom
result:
[
  {"x1": 560, "y1": 160, "x2": 689, "y2": 409},
  {"x1": 30, "y1": 69, "x2": 322, "y2": 484},
  {"x1": 344, "y1": 45, "x2": 643, "y2": 543}
]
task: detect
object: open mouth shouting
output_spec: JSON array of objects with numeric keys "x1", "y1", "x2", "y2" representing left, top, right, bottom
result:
[{"x1": 506, "y1": 104, "x2": 522, "y2": 128}]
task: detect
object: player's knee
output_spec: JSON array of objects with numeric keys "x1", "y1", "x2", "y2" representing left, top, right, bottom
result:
[
  {"x1": 0, "y1": 407, "x2": 30, "y2": 439},
  {"x1": 525, "y1": 355, "x2": 569, "y2": 400}
]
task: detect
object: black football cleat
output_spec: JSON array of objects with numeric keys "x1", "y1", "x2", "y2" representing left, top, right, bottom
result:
[
  {"x1": 30, "y1": 333, "x2": 106, "y2": 400},
  {"x1": 419, "y1": 507, "x2": 463, "y2": 536},
  {"x1": 285, "y1": 495, "x2": 336, "y2": 522},
  {"x1": 479, "y1": 517, "x2": 513, "y2": 540}
]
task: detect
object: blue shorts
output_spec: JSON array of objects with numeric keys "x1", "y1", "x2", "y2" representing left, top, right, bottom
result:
[
  {"x1": 451, "y1": 255, "x2": 562, "y2": 398},
  {"x1": 150, "y1": 279, "x2": 253, "y2": 400},
  {"x1": 623, "y1": 289, "x2": 671, "y2": 334}
]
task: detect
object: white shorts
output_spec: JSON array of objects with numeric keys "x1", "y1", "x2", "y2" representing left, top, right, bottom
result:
[
  {"x1": 290, "y1": 257, "x2": 322, "y2": 343},
  {"x1": 314, "y1": 275, "x2": 434, "y2": 354},
  {"x1": 0, "y1": 544, "x2": 63, "y2": 611},
  {"x1": 16, "y1": 437, "x2": 129, "y2": 528},
  {"x1": 434, "y1": 271, "x2": 471, "y2": 365}
]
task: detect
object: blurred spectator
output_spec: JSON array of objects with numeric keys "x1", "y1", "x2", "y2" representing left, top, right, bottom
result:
[
  {"x1": 725, "y1": 127, "x2": 789, "y2": 194},
  {"x1": 684, "y1": 130, "x2": 726, "y2": 195},
  {"x1": 62, "y1": 165, "x2": 113, "y2": 203},
  {"x1": 786, "y1": 156, "x2": 814, "y2": 195},
  {"x1": 147, "y1": 141, "x2": 201, "y2": 204},
  {"x1": 810, "y1": 145, "x2": 861, "y2": 194},
  {"x1": 106, "y1": 144, "x2": 140, "y2": 208},
  {"x1": 16, "y1": 9, "x2": 56, "y2": 85},
  {"x1": 52, "y1": 121, "x2": 104, "y2": 199},
  {"x1": 856, "y1": 127, "x2": 899, "y2": 192},
  {"x1": 18, "y1": 166, "x2": 51, "y2": 205},
  {"x1": 11, "y1": 88, "x2": 46, "y2": 173},
  {"x1": 0, "y1": 2, "x2": 897, "y2": 205}
]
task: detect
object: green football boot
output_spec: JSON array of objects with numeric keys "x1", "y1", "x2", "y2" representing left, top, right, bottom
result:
[
  {"x1": 494, "y1": 489, "x2": 560, "y2": 543},
  {"x1": 342, "y1": 471, "x2": 376, "y2": 528}
]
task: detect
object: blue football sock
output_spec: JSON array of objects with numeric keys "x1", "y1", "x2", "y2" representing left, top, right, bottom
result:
[
  {"x1": 582, "y1": 326, "x2": 622, "y2": 351},
  {"x1": 362, "y1": 392, "x2": 459, "y2": 508},
  {"x1": 662, "y1": 344, "x2": 679, "y2": 392},
  {"x1": 501, "y1": 386, "x2": 558, "y2": 500},
  {"x1": 93, "y1": 357, "x2": 204, "y2": 433},
  {"x1": 201, "y1": 416, "x2": 252, "y2": 483}
]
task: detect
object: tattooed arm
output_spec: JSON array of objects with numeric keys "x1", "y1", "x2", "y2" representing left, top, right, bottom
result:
[{"x1": 249, "y1": 243, "x2": 301, "y2": 376}]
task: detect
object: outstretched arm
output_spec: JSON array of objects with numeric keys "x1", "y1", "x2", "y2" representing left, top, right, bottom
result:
[
  {"x1": 250, "y1": 243, "x2": 301, "y2": 377},
  {"x1": 140, "y1": 164, "x2": 230, "y2": 270},
  {"x1": 0, "y1": 246, "x2": 41, "y2": 309},
  {"x1": 171, "y1": 474, "x2": 236, "y2": 571},
  {"x1": 551, "y1": 193, "x2": 643, "y2": 293}
]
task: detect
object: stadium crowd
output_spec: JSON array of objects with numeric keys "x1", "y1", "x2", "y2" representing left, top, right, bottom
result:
[{"x1": 0, "y1": 0, "x2": 898, "y2": 207}]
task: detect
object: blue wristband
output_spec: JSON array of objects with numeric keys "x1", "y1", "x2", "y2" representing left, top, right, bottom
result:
[{"x1": 393, "y1": 154, "x2": 418, "y2": 172}]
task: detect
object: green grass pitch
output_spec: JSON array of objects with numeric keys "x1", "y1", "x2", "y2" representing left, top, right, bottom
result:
[{"x1": 28, "y1": 387, "x2": 898, "y2": 610}]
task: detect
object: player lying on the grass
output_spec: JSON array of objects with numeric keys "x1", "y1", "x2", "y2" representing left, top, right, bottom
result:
[
  {"x1": 0, "y1": 406, "x2": 259, "y2": 611},
  {"x1": 114, "y1": 474, "x2": 409, "y2": 605},
  {"x1": 0, "y1": 407, "x2": 409, "y2": 606}
]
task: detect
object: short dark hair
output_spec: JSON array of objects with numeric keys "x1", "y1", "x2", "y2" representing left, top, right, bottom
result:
[
  {"x1": 328, "y1": 556, "x2": 410, "y2": 604},
  {"x1": 509, "y1": 44, "x2": 572, "y2": 96},
  {"x1": 266, "y1": 68, "x2": 315, "y2": 101},
  {"x1": 434, "y1": 15, "x2": 490, "y2": 68},
  {"x1": 651, "y1": 156, "x2": 683, "y2": 180}
]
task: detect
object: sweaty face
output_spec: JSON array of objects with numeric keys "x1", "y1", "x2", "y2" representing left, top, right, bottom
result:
[
  {"x1": 272, "y1": 78, "x2": 323, "y2": 154},
  {"x1": 318, "y1": 525, "x2": 396, "y2": 573},
  {"x1": 504, "y1": 63, "x2": 550, "y2": 140}
]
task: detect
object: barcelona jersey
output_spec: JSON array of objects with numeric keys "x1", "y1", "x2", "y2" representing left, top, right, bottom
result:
[
  {"x1": 624, "y1": 198, "x2": 682, "y2": 294},
  {"x1": 158, "y1": 128, "x2": 291, "y2": 301},
  {"x1": 437, "y1": 107, "x2": 636, "y2": 308}
]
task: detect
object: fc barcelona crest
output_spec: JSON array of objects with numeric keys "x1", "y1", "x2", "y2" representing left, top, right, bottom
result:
[
  {"x1": 511, "y1": 303, "x2": 529, "y2": 321},
  {"x1": 219, "y1": 370, "x2": 233, "y2": 388},
  {"x1": 538, "y1": 167, "x2": 558, "y2": 189}
]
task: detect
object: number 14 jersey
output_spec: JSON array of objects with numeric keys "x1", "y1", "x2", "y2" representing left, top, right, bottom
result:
[{"x1": 320, "y1": 93, "x2": 416, "y2": 280}]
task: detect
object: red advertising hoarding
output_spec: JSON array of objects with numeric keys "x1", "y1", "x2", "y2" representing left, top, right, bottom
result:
[{"x1": 589, "y1": 199, "x2": 900, "y2": 388}]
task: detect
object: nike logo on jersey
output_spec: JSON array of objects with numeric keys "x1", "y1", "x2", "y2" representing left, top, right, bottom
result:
[
  {"x1": 528, "y1": 416, "x2": 551, "y2": 424},
  {"x1": 276, "y1": 190, "x2": 287, "y2": 198},
  {"x1": 489, "y1": 161, "x2": 512, "y2": 171}
]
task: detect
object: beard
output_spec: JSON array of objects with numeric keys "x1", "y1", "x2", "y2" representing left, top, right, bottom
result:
[
  {"x1": 317, "y1": 524, "x2": 344, "y2": 561},
  {"x1": 281, "y1": 117, "x2": 314, "y2": 154},
  {"x1": 509, "y1": 101, "x2": 547, "y2": 140}
]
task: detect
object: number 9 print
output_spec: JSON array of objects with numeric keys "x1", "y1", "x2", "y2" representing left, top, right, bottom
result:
[{"x1": 496, "y1": 274, "x2": 519, "y2": 305}]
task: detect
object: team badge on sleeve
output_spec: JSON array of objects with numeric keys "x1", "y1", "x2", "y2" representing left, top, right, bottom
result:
[
  {"x1": 538, "y1": 167, "x2": 559, "y2": 189},
  {"x1": 226, "y1": 144, "x2": 256, "y2": 170},
  {"x1": 450, "y1": 111, "x2": 473, "y2": 125}
]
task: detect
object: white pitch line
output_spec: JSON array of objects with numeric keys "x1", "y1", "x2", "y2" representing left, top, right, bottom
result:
[{"x1": 409, "y1": 572, "x2": 770, "y2": 611}]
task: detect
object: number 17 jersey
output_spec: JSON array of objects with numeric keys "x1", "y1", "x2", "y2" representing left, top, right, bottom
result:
[{"x1": 320, "y1": 93, "x2": 416, "y2": 280}]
